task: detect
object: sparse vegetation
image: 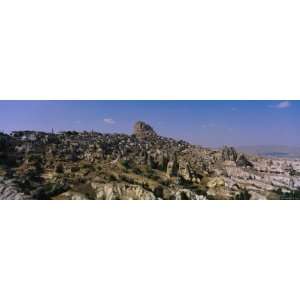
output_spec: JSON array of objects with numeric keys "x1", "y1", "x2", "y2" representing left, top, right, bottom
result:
[
  {"x1": 234, "y1": 189, "x2": 251, "y2": 200},
  {"x1": 120, "y1": 159, "x2": 131, "y2": 169},
  {"x1": 1, "y1": 121, "x2": 299, "y2": 200},
  {"x1": 278, "y1": 189, "x2": 300, "y2": 200},
  {"x1": 55, "y1": 163, "x2": 64, "y2": 174}
]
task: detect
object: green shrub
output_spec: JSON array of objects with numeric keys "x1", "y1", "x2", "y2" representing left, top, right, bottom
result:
[
  {"x1": 120, "y1": 159, "x2": 131, "y2": 169},
  {"x1": 279, "y1": 189, "x2": 300, "y2": 200},
  {"x1": 55, "y1": 163, "x2": 64, "y2": 173},
  {"x1": 234, "y1": 189, "x2": 251, "y2": 200}
]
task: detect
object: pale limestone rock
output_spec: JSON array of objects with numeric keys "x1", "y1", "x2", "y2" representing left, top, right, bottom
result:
[
  {"x1": 91, "y1": 182, "x2": 156, "y2": 200},
  {"x1": 175, "y1": 189, "x2": 206, "y2": 200},
  {"x1": 178, "y1": 162, "x2": 193, "y2": 182},
  {"x1": 0, "y1": 179, "x2": 29, "y2": 200},
  {"x1": 207, "y1": 177, "x2": 225, "y2": 188},
  {"x1": 166, "y1": 160, "x2": 178, "y2": 178}
]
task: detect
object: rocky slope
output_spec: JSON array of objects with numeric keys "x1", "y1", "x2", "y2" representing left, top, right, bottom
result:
[{"x1": 0, "y1": 122, "x2": 299, "y2": 200}]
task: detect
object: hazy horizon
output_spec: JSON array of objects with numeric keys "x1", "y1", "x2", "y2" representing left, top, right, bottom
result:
[{"x1": 0, "y1": 100, "x2": 299, "y2": 148}]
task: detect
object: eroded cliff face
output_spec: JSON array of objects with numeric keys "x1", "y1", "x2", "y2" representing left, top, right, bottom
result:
[
  {"x1": 0, "y1": 123, "x2": 299, "y2": 200},
  {"x1": 0, "y1": 178, "x2": 30, "y2": 200}
]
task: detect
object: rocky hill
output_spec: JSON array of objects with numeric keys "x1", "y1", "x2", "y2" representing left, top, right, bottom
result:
[{"x1": 0, "y1": 122, "x2": 299, "y2": 199}]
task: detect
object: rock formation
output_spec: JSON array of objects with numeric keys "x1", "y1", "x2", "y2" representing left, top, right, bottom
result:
[
  {"x1": 236, "y1": 153, "x2": 253, "y2": 167},
  {"x1": 0, "y1": 178, "x2": 30, "y2": 200},
  {"x1": 166, "y1": 160, "x2": 178, "y2": 178},
  {"x1": 222, "y1": 146, "x2": 238, "y2": 161},
  {"x1": 133, "y1": 121, "x2": 157, "y2": 139},
  {"x1": 0, "y1": 121, "x2": 299, "y2": 200}
]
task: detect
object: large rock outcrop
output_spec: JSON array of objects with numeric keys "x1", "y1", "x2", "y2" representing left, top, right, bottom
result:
[
  {"x1": 222, "y1": 146, "x2": 238, "y2": 161},
  {"x1": 133, "y1": 121, "x2": 157, "y2": 139},
  {"x1": 91, "y1": 182, "x2": 156, "y2": 200}
]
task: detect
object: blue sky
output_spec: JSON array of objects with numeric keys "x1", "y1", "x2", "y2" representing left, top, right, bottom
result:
[{"x1": 0, "y1": 100, "x2": 299, "y2": 147}]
